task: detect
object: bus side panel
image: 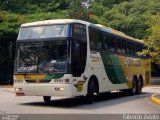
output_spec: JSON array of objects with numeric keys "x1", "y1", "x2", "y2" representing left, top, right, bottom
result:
[
  {"x1": 99, "y1": 52, "x2": 151, "y2": 91},
  {"x1": 73, "y1": 51, "x2": 151, "y2": 95},
  {"x1": 88, "y1": 52, "x2": 128, "y2": 93},
  {"x1": 143, "y1": 59, "x2": 151, "y2": 85},
  {"x1": 118, "y1": 56, "x2": 151, "y2": 88},
  {"x1": 100, "y1": 52, "x2": 127, "y2": 84}
]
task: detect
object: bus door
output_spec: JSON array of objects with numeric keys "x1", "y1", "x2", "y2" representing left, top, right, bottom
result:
[{"x1": 71, "y1": 24, "x2": 87, "y2": 77}]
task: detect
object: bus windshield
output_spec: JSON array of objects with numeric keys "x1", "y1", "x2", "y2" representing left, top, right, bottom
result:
[
  {"x1": 18, "y1": 24, "x2": 70, "y2": 40},
  {"x1": 16, "y1": 41, "x2": 69, "y2": 74}
]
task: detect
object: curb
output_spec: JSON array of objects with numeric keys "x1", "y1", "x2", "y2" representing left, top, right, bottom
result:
[
  {"x1": 0, "y1": 85, "x2": 13, "y2": 88},
  {"x1": 151, "y1": 94, "x2": 160, "y2": 105},
  {"x1": 2, "y1": 89, "x2": 14, "y2": 93}
]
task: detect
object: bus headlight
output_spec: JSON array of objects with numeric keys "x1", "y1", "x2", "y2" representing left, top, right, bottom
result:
[
  {"x1": 55, "y1": 87, "x2": 64, "y2": 91},
  {"x1": 15, "y1": 88, "x2": 22, "y2": 92}
]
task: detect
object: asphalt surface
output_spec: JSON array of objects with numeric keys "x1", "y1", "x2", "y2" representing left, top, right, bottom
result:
[{"x1": 0, "y1": 86, "x2": 160, "y2": 120}]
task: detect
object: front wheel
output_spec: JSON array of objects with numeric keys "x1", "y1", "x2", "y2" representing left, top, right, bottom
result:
[
  {"x1": 43, "y1": 96, "x2": 51, "y2": 102},
  {"x1": 86, "y1": 80, "x2": 94, "y2": 104}
]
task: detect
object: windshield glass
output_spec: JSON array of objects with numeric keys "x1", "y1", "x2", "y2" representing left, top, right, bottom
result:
[
  {"x1": 18, "y1": 24, "x2": 70, "y2": 40},
  {"x1": 16, "y1": 41, "x2": 69, "y2": 74}
]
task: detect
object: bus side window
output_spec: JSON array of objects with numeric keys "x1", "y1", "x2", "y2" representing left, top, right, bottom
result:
[
  {"x1": 110, "y1": 36, "x2": 116, "y2": 52},
  {"x1": 73, "y1": 24, "x2": 86, "y2": 41},
  {"x1": 136, "y1": 44, "x2": 143, "y2": 52},
  {"x1": 127, "y1": 41, "x2": 135, "y2": 55},
  {"x1": 117, "y1": 38, "x2": 126, "y2": 54},
  {"x1": 89, "y1": 28, "x2": 103, "y2": 50},
  {"x1": 97, "y1": 42, "x2": 102, "y2": 49},
  {"x1": 89, "y1": 28, "x2": 96, "y2": 49},
  {"x1": 104, "y1": 34, "x2": 111, "y2": 51}
]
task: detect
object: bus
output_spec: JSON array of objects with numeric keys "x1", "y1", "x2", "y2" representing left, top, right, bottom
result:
[{"x1": 14, "y1": 19, "x2": 151, "y2": 104}]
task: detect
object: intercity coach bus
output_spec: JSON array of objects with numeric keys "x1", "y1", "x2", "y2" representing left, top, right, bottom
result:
[{"x1": 14, "y1": 19, "x2": 151, "y2": 104}]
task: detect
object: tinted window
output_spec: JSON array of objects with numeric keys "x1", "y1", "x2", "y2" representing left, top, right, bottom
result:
[
  {"x1": 117, "y1": 38, "x2": 126, "y2": 54},
  {"x1": 110, "y1": 36, "x2": 116, "y2": 52},
  {"x1": 102, "y1": 33, "x2": 116, "y2": 52},
  {"x1": 73, "y1": 24, "x2": 87, "y2": 41},
  {"x1": 72, "y1": 24, "x2": 87, "y2": 76},
  {"x1": 104, "y1": 34, "x2": 111, "y2": 51},
  {"x1": 136, "y1": 44, "x2": 143, "y2": 52},
  {"x1": 89, "y1": 28, "x2": 103, "y2": 50},
  {"x1": 127, "y1": 41, "x2": 135, "y2": 55}
]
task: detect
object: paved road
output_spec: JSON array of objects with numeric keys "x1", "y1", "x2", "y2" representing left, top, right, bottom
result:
[{"x1": 0, "y1": 87, "x2": 160, "y2": 115}]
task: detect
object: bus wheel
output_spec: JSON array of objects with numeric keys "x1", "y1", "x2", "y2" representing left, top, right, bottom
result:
[
  {"x1": 137, "y1": 79, "x2": 143, "y2": 95},
  {"x1": 131, "y1": 78, "x2": 138, "y2": 95},
  {"x1": 86, "y1": 80, "x2": 94, "y2": 104},
  {"x1": 43, "y1": 96, "x2": 51, "y2": 102}
]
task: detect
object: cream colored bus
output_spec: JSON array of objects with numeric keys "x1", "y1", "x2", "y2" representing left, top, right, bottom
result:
[{"x1": 14, "y1": 19, "x2": 151, "y2": 104}]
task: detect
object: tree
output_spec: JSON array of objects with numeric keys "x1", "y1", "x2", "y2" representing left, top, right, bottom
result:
[
  {"x1": 93, "y1": 0, "x2": 131, "y2": 8},
  {"x1": 139, "y1": 14, "x2": 160, "y2": 65},
  {"x1": 68, "y1": 0, "x2": 90, "y2": 21},
  {"x1": 102, "y1": 0, "x2": 160, "y2": 39},
  {"x1": 90, "y1": 1, "x2": 108, "y2": 17}
]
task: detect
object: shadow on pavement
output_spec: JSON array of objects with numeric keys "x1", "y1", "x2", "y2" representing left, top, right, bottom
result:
[{"x1": 20, "y1": 91, "x2": 151, "y2": 109}]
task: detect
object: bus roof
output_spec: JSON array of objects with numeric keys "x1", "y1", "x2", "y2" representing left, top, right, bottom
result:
[
  {"x1": 21, "y1": 19, "x2": 143, "y2": 44},
  {"x1": 21, "y1": 19, "x2": 91, "y2": 27}
]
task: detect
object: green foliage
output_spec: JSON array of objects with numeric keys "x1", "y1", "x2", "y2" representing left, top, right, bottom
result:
[
  {"x1": 0, "y1": 0, "x2": 69, "y2": 13},
  {"x1": 67, "y1": 0, "x2": 90, "y2": 21},
  {"x1": 139, "y1": 14, "x2": 160, "y2": 64},
  {"x1": 93, "y1": 0, "x2": 131, "y2": 8},
  {"x1": 90, "y1": 2, "x2": 109, "y2": 17},
  {"x1": 103, "y1": 0, "x2": 160, "y2": 39}
]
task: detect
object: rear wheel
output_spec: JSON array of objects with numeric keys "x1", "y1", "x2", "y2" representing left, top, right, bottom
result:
[
  {"x1": 86, "y1": 80, "x2": 94, "y2": 104},
  {"x1": 43, "y1": 96, "x2": 51, "y2": 102},
  {"x1": 137, "y1": 79, "x2": 143, "y2": 95},
  {"x1": 131, "y1": 78, "x2": 138, "y2": 95},
  {"x1": 123, "y1": 78, "x2": 139, "y2": 95}
]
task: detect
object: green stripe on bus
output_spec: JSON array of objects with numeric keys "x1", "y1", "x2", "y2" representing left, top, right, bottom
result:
[
  {"x1": 44, "y1": 74, "x2": 64, "y2": 80},
  {"x1": 100, "y1": 52, "x2": 127, "y2": 84}
]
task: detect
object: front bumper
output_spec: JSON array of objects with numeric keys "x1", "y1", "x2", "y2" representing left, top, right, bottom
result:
[{"x1": 14, "y1": 83, "x2": 74, "y2": 97}]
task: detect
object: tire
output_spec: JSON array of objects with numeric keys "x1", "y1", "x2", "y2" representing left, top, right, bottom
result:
[
  {"x1": 122, "y1": 78, "x2": 138, "y2": 96},
  {"x1": 131, "y1": 78, "x2": 138, "y2": 95},
  {"x1": 86, "y1": 80, "x2": 94, "y2": 104},
  {"x1": 137, "y1": 79, "x2": 143, "y2": 95},
  {"x1": 43, "y1": 96, "x2": 51, "y2": 102}
]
